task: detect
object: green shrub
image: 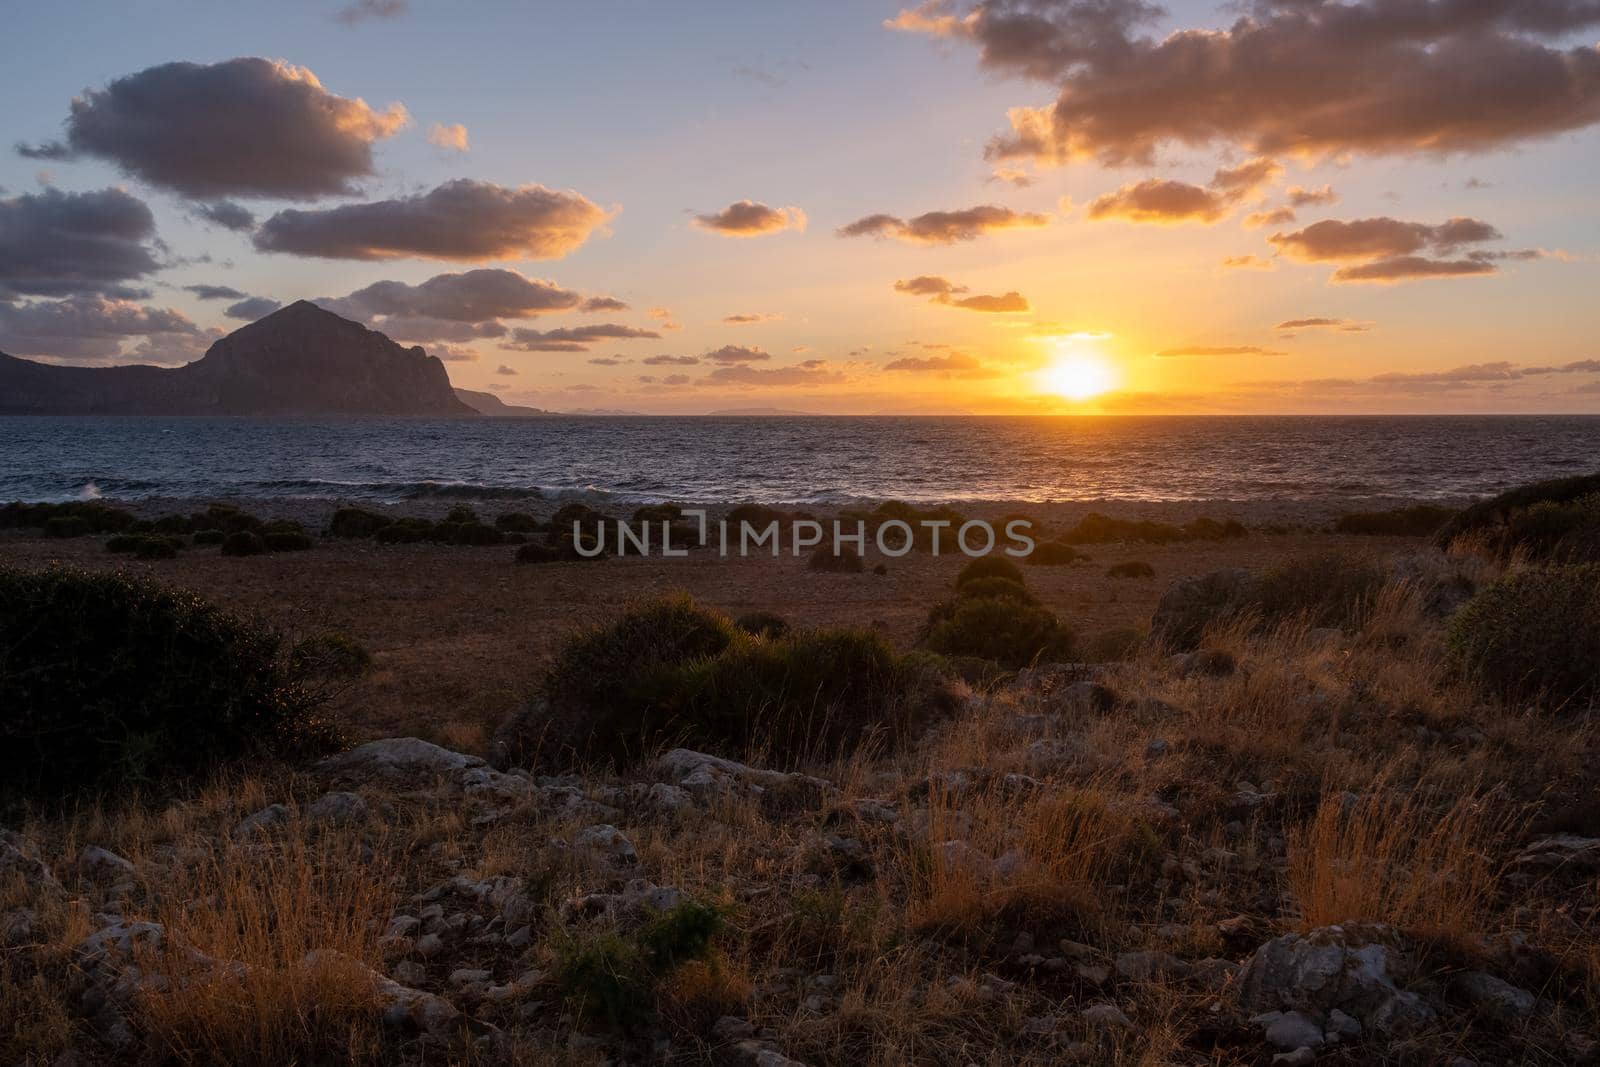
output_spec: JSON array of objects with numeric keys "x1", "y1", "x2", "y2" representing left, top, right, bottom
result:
[
  {"x1": 952, "y1": 576, "x2": 1037, "y2": 605},
  {"x1": 530, "y1": 595, "x2": 953, "y2": 768},
  {"x1": 198, "y1": 504, "x2": 262, "y2": 534},
  {"x1": 263, "y1": 531, "x2": 314, "y2": 552},
  {"x1": 375, "y1": 519, "x2": 431, "y2": 544},
  {"x1": 1334, "y1": 505, "x2": 1458, "y2": 537},
  {"x1": 955, "y1": 555, "x2": 1024, "y2": 588},
  {"x1": 328, "y1": 507, "x2": 389, "y2": 538},
  {"x1": 105, "y1": 534, "x2": 142, "y2": 554},
  {"x1": 42, "y1": 515, "x2": 91, "y2": 539},
  {"x1": 0, "y1": 567, "x2": 342, "y2": 799},
  {"x1": 444, "y1": 505, "x2": 480, "y2": 525},
  {"x1": 921, "y1": 595, "x2": 1074, "y2": 670},
  {"x1": 289, "y1": 631, "x2": 372, "y2": 682},
  {"x1": 2, "y1": 501, "x2": 139, "y2": 534},
  {"x1": 1251, "y1": 550, "x2": 1388, "y2": 630},
  {"x1": 221, "y1": 531, "x2": 265, "y2": 557},
  {"x1": 554, "y1": 899, "x2": 724, "y2": 1031},
  {"x1": 1435, "y1": 472, "x2": 1600, "y2": 548},
  {"x1": 494, "y1": 511, "x2": 541, "y2": 532},
  {"x1": 451, "y1": 523, "x2": 505, "y2": 546},
  {"x1": 632, "y1": 503, "x2": 683, "y2": 524},
  {"x1": 735, "y1": 611, "x2": 791, "y2": 639},
  {"x1": 1448, "y1": 565, "x2": 1600, "y2": 707},
  {"x1": 726, "y1": 502, "x2": 788, "y2": 529},
  {"x1": 1026, "y1": 540, "x2": 1083, "y2": 566},
  {"x1": 191, "y1": 529, "x2": 226, "y2": 546},
  {"x1": 134, "y1": 536, "x2": 181, "y2": 560},
  {"x1": 150, "y1": 514, "x2": 193, "y2": 535},
  {"x1": 1061, "y1": 512, "x2": 1243, "y2": 545},
  {"x1": 807, "y1": 543, "x2": 864, "y2": 573},
  {"x1": 1107, "y1": 560, "x2": 1156, "y2": 579},
  {"x1": 553, "y1": 502, "x2": 609, "y2": 532}
]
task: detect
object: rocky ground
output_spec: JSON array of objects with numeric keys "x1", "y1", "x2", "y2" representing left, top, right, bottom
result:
[{"x1": 4, "y1": 550, "x2": 1598, "y2": 1065}]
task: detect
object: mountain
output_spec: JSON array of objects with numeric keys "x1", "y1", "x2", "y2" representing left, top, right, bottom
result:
[
  {"x1": 454, "y1": 388, "x2": 553, "y2": 416},
  {"x1": 0, "y1": 300, "x2": 476, "y2": 416},
  {"x1": 708, "y1": 407, "x2": 818, "y2": 416}
]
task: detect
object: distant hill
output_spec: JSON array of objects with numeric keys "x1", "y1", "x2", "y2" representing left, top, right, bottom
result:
[
  {"x1": 707, "y1": 407, "x2": 818, "y2": 416},
  {"x1": 454, "y1": 389, "x2": 553, "y2": 416},
  {"x1": 0, "y1": 300, "x2": 476, "y2": 416}
]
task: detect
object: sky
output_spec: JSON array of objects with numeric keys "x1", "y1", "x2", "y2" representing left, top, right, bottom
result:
[{"x1": 1, "y1": 0, "x2": 1598, "y2": 414}]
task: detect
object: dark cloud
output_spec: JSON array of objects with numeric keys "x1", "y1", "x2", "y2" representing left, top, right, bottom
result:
[
  {"x1": 254, "y1": 179, "x2": 609, "y2": 261},
  {"x1": 0, "y1": 186, "x2": 160, "y2": 298},
  {"x1": 1269, "y1": 215, "x2": 1530, "y2": 282},
  {"x1": 723, "y1": 312, "x2": 782, "y2": 323},
  {"x1": 504, "y1": 323, "x2": 660, "y2": 352},
  {"x1": 495, "y1": 363, "x2": 517, "y2": 376},
  {"x1": 193, "y1": 201, "x2": 257, "y2": 232},
  {"x1": 0, "y1": 294, "x2": 214, "y2": 364},
  {"x1": 1089, "y1": 157, "x2": 1281, "y2": 224},
  {"x1": 223, "y1": 296, "x2": 282, "y2": 320},
  {"x1": 691, "y1": 200, "x2": 806, "y2": 237},
  {"x1": 893, "y1": 274, "x2": 1028, "y2": 311},
  {"x1": 588, "y1": 356, "x2": 625, "y2": 366},
  {"x1": 883, "y1": 352, "x2": 1000, "y2": 377},
  {"x1": 704, "y1": 344, "x2": 772, "y2": 364},
  {"x1": 1288, "y1": 184, "x2": 1340, "y2": 207},
  {"x1": 335, "y1": 0, "x2": 408, "y2": 24},
  {"x1": 837, "y1": 204, "x2": 1051, "y2": 244},
  {"x1": 892, "y1": 1, "x2": 1600, "y2": 165},
  {"x1": 894, "y1": 275, "x2": 964, "y2": 296},
  {"x1": 183, "y1": 284, "x2": 247, "y2": 301},
  {"x1": 325, "y1": 268, "x2": 584, "y2": 322},
  {"x1": 1275, "y1": 317, "x2": 1370, "y2": 331},
  {"x1": 642, "y1": 354, "x2": 700, "y2": 366},
  {"x1": 1221, "y1": 254, "x2": 1276, "y2": 270},
  {"x1": 703, "y1": 362, "x2": 844, "y2": 387},
  {"x1": 947, "y1": 291, "x2": 1029, "y2": 312},
  {"x1": 20, "y1": 58, "x2": 408, "y2": 200},
  {"x1": 580, "y1": 296, "x2": 629, "y2": 312},
  {"x1": 1154, "y1": 345, "x2": 1286, "y2": 357},
  {"x1": 360, "y1": 315, "x2": 508, "y2": 343}
]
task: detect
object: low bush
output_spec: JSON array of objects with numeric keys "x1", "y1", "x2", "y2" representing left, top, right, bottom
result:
[
  {"x1": 1107, "y1": 560, "x2": 1156, "y2": 579},
  {"x1": 1061, "y1": 512, "x2": 1244, "y2": 545},
  {"x1": 725, "y1": 502, "x2": 789, "y2": 529},
  {"x1": 452, "y1": 523, "x2": 506, "y2": 546},
  {"x1": 328, "y1": 507, "x2": 389, "y2": 538},
  {"x1": 955, "y1": 555, "x2": 1024, "y2": 588},
  {"x1": 444, "y1": 505, "x2": 481, "y2": 525},
  {"x1": 922, "y1": 595, "x2": 1074, "y2": 670},
  {"x1": 106, "y1": 534, "x2": 142, "y2": 553},
  {"x1": 1435, "y1": 471, "x2": 1600, "y2": 549},
  {"x1": 1334, "y1": 505, "x2": 1458, "y2": 537},
  {"x1": 150, "y1": 514, "x2": 193, "y2": 535},
  {"x1": 807, "y1": 543, "x2": 864, "y2": 573},
  {"x1": 289, "y1": 631, "x2": 373, "y2": 683},
  {"x1": 950, "y1": 576, "x2": 1037, "y2": 605},
  {"x1": 197, "y1": 504, "x2": 262, "y2": 534},
  {"x1": 221, "y1": 531, "x2": 266, "y2": 557},
  {"x1": 374, "y1": 519, "x2": 431, "y2": 544},
  {"x1": 0, "y1": 567, "x2": 343, "y2": 799},
  {"x1": 632, "y1": 503, "x2": 683, "y2": 525},
  {"x1": 263, "y1": 531, "x2": 314, "y2": 552},
  {"x1": 1081, "y1": 626, "x2": 1145, "y2": 662},
  {"x1": 1, "y1": 500, "x2": 139, "y2": 534},
  {"x1": 494, "y1": 511, "x2": 541, "y2": 532},
  {"x1": 1251, "y1": 550, "x2": 1388, "y2": 630},
  {"x1": 1026, "y1": 540, "x2": 1083, "y2": 566},
  {"x1": 553, "y1": 502, "x2": 610, "y2": 533},
  {"x1": 554, "y1": 899, "x2": 724, "y2": 1031},
  {"x1": 42, "y1": 515, "x2": 91, "y2": 539},
  {"x1": 529, "y1": 594, "x2": 955, "y2": 768},
  {"x1": 734, "y1": 611, "x2": 791, "y2": 639},
  {"x1": 191, "y1": 529, "x2": 226, "y2": 546},
  {"x1": 134, "y1": 536, "x2": 182, "y2": 560},
  {"x1": 1448, "y1": 564, "x2": 1600, "y2": 707}
]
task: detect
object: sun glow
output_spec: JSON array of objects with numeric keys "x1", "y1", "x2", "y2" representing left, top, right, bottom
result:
[{"x1": 1039, "y1": 352, "x2": 1117, "y2": 401}]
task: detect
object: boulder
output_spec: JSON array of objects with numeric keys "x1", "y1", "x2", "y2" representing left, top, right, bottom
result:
[
  {"x1": 1, "y1": 829, "x2": 62, "y2": 895},
  {"x1": 1150, "y1": 569, "x2": 1257, "y2": 650},
  {"x1": 1238, "y1": 927, "x2": 1436, "y2": 1037},
  {"x1": 320, "y1": 737, "x2": 482, "y2": 778},
  {"x1": 1455, "y1": 971, "x2": 1537, "y2": 1025},
  {"x1": 307, "y1": 791, "x2": 369, "y2": 825}
]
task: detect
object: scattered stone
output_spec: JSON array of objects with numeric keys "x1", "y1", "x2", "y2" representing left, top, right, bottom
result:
[
  {"x1": 320, "y1": 737, "x2": 482, "y2": 778},
  {"x1": 1455, "y1": 971, "x2": 1537, "y2": 1025},
  {"x1": 2, "y1": 830, "x2": 62, "y2": 894},
  {"x1": 307, "y1": 791, "x2": 369, "y2": 825},
  {"x1": 1115, "y1": 949, "x2": 1190, "y2": 981},
  {"x1": 1272, "y1": 1048, "x2": 1317, "y2": 1066},
  {"x1": 570, "y1": 823, "x2": 638, "y2": 865},
  {"x1": 1080, "y1": 1003, "x2": 1133, "y2": 1030},
  {"x1": 1251, "y1": 1010, "x2": 1325, "y2": 1050},
  {"x1": 78, "y1": 846, "x2": 135, "y2": 881},
  {"x1": 1151, "y1": 569, "x2": 1257, "y2": 650},
  {"x1": 1059, "y1": 680, "x2": 1116, "y2": 713},
  {"x1": 232, "y1": 803, "x2": 291, "y2": 838},
  {"x1": 1515, "y1": 835, "x2": 1600, "y2": 873},
  {"x1": 1239, "y1": 927, "x2": 1436, "y2": 1037}
]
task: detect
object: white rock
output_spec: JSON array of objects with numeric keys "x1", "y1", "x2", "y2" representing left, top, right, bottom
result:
[
  {"x1": 571, "y1": 823, "x2": 638, "y2": 865},
  {"x1": 1251, "y1": 1010, "x2": 1325, "y2": 1050}
]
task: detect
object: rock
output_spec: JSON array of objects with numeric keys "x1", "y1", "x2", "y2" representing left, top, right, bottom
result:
[
  {"x1": 645, "y1": 782, "x2": 693, "y2": 813},
  {"x1": 391, "y1": 960, "x2": 427, "y2": 985},
  {"x1": 1144, "y1": 737, "x2": 1170, "y2": 760},
  {"x1": 1175, "y1": 648, "x2": 1237, "y2": 678},
  {"x1": 1251, "y1": 1010, "x2": 1325, "y2": 1050},
  {"x1": 1, "y1": 830, "x2": 62, "y2": 894},
  {"x1": 1151, "y1": 569, "x2": 1257, "y2": 651},
  {"x1": 307, "y1": 791, "x2": 368, "y2": 825},
  {"x1": 570, "y1": 823, "x2": 638, "y2": 865},
  {"x1": 78, "y1": 846, "x2": 135, "y2": 881},
  {"x1": 414, "y1": 933, "x2": 446, "y2": 958},
  {"x1": 1114, "y1": 949, "x2": 1190, "y2": 981},
  {"x1": 732, "y1": 1041, "x2": 809, "y2": 1067},
  {"x1": 3, "y1": 907, "x2": 39, "y2": 946},
  {"x1": 1515, "y1": 834, "x2": 1600, "y2": 873},
  {"x1": 307, "y1": 949, "x2": 490, "y2": 1039},
  {"x1": 653, "y1": 748, "x2": 831, "y2": 800},
  {"x1": 1080, "y1": 1003, "x2": 1133, "y2": 1030},
  {"x1": 232, "y1": 803, "x2": 291, "y2": 838},
  {"x1": 714, "y1": 1016, "x2": 758, "y2": 1042},
  {"x1": 1326, "y1": 1008, "x2": 1361, "y2": 1040},
  {"x1": 320, "y1": 737, "x2": 482, "y2": 779},
  {"x1": 1455, "y1": 971, "x2": 1536, "y2": 1024},
  {"x1": 567, "y1": 878, "x2": 684, "y2": 921},
  {"x1": 1059, "y1": 680, "x2": 1116, "y2": 713},
  {"x1": 1238, "y1": 927, "x2": 1436, "y2": 1037},
  {"x1": 449, "y1": 967, "x2": 492, "y2": 987},
  {"x1": 1272, "y1": 1049, "x2": 1317, "y2": 1066},
  {"x1": 458, "y1": 766, "x2": 536, "y2": 805}
]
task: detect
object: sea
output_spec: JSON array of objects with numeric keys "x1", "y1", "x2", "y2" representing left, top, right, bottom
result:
[{"x1": 1, "y1": 415, "x2": 1597, "y2": 506}]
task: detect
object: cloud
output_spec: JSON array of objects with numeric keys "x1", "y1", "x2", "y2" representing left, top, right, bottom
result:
[
  {"x1": 495, "y1": 363, "x2": 517, "y2": 376},
  {"x1": 335, "y1": 0, "x2": 407, "y2": 24},
  {"x1": 691, "y1": 200, "x2": 806, "y2": 237},
  {"x1": 1221, "y1": 254, "x2": 1276, "y2": 270},
  {"x1": 253, "y1": 179, "x2": 610, "y2": 261},
  {"x1": 20, "y1": 58, "x2": 408, "y2": 199},
  {"x1": 642, "y1": 354, "x2": 699, "y2": 366},
  {"x1": 1244, "y1": 207, "x2": 1297, "y2": 229},
  {"x1": 703, "y1": 362, "x2": 844, "y2": 387},
  {"x1": 183, "y1": 284, "x2": 247, "y2": 301},
  {"x1": 884, "y1": 352, "x2": 1000, "y2": 378},
  {"x1": 1369, "y1": 361, "x2": 1524, "y2": 384},
  {"x1": 646, "y1": 306, "x2": 682, "y2": 330},
  {"x1": 223, "y1": 296, "x2": 282, "y2": 320},
  {"x1": 587, "y1": 356, "x2": 625, "y2": 366},
  {"x1": 703, "y1": 344, "x2": 771, "y2": 364},
  {"x1": 504, "y1": 323, "x2": 660, "y2": 352},
  {"x1": 1088, "y1": 157, "x2": 1281, "y2": 225},
  {"x1": 1154, "y1": 345, "x2": 1286, "y2": 357},
  {"x1": 580, "y1": 296, "x2": 628, "y2": 312},
  {"x1": 0, "y1": 186, "x2": 161, "y2": 298},
  {"x1": 1275, "y1": 317, "x2": 1370, "y2": 332},
  {"x1": 893, "y1": 1, "x2": 1600, "y2": 166},
  {"x1": 426, "y1": 122, "x2": 469, "y2": 152},
  {"x1": 1269, "y1": 215, "x2": 1530, "y2": 283},
  {"x1": 360, "y1": 315, "x2": 507, "y2": 343},
  {"x1": 895, "y1": 275, "x2": 963, "y2": 296},
  {"x1": 428, "y1": 343, "x2": 480, "y2": 362},
  {"x1": 837, "y1": 204, "x2": 1051, "y2": 244},
  {"x1": 1288, "y1": 185, "x2": 1340, "y2": 208},
  {"x1": 723, "y1": 312, "x2": 783, "y2": 324},
  {"x1": 324, "y1": 268, "x2": 584, "y2": 322},
  {"x1": 949, "y1": 291, "x2": 1030, "y2": 312},
  {"x1": 194, "y1": 201, "x2": 256, "y2": 232},
  {"x1": 893, "y1": 274, "x2": 1028, "y2": 312},
  {"x1": 989, "y1": 166, "x2": 1034, "y2": 187},
  {"x1": 0, "y1": 294, "x2": 215, "y2": 364}
]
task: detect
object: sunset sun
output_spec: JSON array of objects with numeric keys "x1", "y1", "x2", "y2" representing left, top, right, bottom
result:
[{"x1": 1040, "y1": 353, "x2": 1117, "y2": 401}]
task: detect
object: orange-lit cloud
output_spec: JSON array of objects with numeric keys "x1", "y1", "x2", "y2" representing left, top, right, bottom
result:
[
  {"x1": 1268, "y1": 215, "x2": 1537, "y2": 283},
  {"x1": 426, "y1": 122, "x2": 469, "y2": 151},
  {"x1": 692, "y1": 200, "x2": 806, "y2": 237},
  {"x1": 884, "y1": 352, "x2": 1000, "y2": 378},
  {"x1": 893, "y1": 275, "x2": 1028, "y2": 312},
  {"x1": 703, "y1": 344, "x2": 771, "y2": 364},
  {"x1": 723, "y1": 312, "x2": 783, "y2": 324},
  {"x1": 1154, "y1": 345, "x2": 1286, "y2": 358},
  {"x1": 504, "y1": 323, "x2": 660, "y2": 352},
  {"x1": 1089, "y1": 157, "x2": 1280, "y2": 225},
  {"x1": 838, "y1": 204, "x2": 1050, "y2": 244},
  {"x1": 1275, "y1": 317, "x2": 1370, "y2": 332}
]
